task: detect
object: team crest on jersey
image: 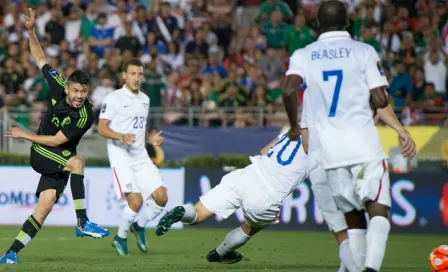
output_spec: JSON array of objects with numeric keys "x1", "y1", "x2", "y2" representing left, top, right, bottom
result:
[
  {"x1": 49, "y1": 68, "x2": 58, "y2": 78},
  {"x1": 143, "y1": 103, "x2": 149, "y2": 109},
  {"x1": 377, "y1": 61, "x2": 385, "y2": 76},
  {"x1": 62, "y1": 150, "x2": 71, "y2": 157},
  {"x1": 101, "y1": 103, "x2": 107, "y2": 113}
]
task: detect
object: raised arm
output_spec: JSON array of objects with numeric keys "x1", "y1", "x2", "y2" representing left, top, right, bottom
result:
[{"x1": 24, "y1": 8, "x2": 47, "y2": 69}]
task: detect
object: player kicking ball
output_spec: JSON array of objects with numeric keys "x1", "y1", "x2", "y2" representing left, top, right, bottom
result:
[
  {"x1": 0, "y1": 8, "x2": 109, "y2": 265},
  {"x1": 155, "y1": 131, "x2": 307, "y2": 264},
  {"x1": 98, "y1": 58, "x2": 168, "y2": 256}
]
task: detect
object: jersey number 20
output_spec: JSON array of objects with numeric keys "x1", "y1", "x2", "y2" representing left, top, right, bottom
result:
[
  {"x1": 267, "y1": 134, "x2": 301, "y2": 166},
  {"x1": 323, "y1": 70, "x2": 343, "y2": 117}
]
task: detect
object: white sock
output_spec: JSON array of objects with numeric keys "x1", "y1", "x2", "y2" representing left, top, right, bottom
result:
[
  {"x1": 118, "y1": 205, "x2": 138, "y2": 239},
  {"x1": 348, "y1": 229, "x2": 367, "y2": 268},
  {"x1": 365, "y1": 216, "x2": 390, "y2": 271},
  {"x1": 215, "y1": 227, "x2": 251, "y2": 256},
  {"x1": 180, "y1": 204, "x2": 197, "y2": 224},
  {"x1": 339, "y1": 239, "x2": 361, "y2": 272},
  {"x1": 136, "y1": 198, "x2": 164, "y2": 228}
]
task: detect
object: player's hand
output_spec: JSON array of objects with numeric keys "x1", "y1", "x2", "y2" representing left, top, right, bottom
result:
[
  {"x1": 5, "y1": 127, "x2": 25, "y2": 139},
  {"x1": 398, "y1": 129, "x2": 416, "y2": 158},
  {"x1": 23, "y1": 8, "x2": 36, "y2": 33},
  {"x1": 287, "y1": 125, "x2": 300, "y2": 141},
  {"x1": 150, "y1": 131, "x2": 164, "y2": 146},
  {"x1": 120, "y1": 133, "x2": 135, "y2": 145}
]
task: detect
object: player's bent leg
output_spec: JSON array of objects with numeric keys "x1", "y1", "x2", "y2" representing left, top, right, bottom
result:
[
  {"x1": 364, "y1": 201, "x2": 390, "y2": 272},
  {"x1": 113, "y1": 193, "x2": 143, "y2": 256},
  {"x1": 207, "y1": 223, "x2": 262, "y2": 264},
  {"x1": 0, "y1": 189, "x2": 56, "y2": 264},
  {"x1": 65, "y1": 156, "x2": 110, "y2": 238},
  {"x1": 130, "y1": 189, "x2": 166, "y2": 253},
  {"x1": 155, "y1": 201, "x2": 215, "y2": 236},
  {"x1": 151, "y1": 186, "x2": 168, "y2": 207}
]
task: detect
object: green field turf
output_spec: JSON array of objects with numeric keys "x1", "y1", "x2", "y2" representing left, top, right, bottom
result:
[{"x1": 0, "y1": 226, "x2": 440, "y2": 272}]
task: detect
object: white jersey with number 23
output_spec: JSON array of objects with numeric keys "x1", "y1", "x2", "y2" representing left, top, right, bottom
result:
[{"x1": 286, "y1": 31, "x2": 389, "y2": 169}]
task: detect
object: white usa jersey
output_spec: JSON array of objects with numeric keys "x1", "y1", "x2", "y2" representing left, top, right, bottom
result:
[
  {"x1": 250, "y1": 133, "x2": 308, "y2": 201},
  {"x1": 99, "y1": 85, "x2": 150, "y2": 166},
  {"x1": 300, "y1": 87, "x2": 321, "y2": 172},
  {"x1": 286, "y1": 31, "x2": 388, "y2": 169}
]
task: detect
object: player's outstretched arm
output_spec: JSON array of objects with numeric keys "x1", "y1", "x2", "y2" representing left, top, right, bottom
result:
[
  {"x1": 5, "y1": 127, "x2": 68, "y2": 147},
  {"x1": 24, "y1": 8, "x2": 47, "y2": 69}
]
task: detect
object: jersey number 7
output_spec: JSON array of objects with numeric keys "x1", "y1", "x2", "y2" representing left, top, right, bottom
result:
[{"x1": 323, "y1": 70, "x2": 343, "y2": 117}]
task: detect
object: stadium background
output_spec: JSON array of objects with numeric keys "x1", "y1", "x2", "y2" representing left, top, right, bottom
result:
[{"x1": 0, "y1": 0, "x2": 448, "y2": 271}]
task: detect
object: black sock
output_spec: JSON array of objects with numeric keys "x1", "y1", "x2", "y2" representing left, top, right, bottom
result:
[
  {"x1": 7, "y1": 215, "x2": 41, "y2": 254},
  {"x1": 70, "y1": 173, "x2": 88, "y2": 227}
]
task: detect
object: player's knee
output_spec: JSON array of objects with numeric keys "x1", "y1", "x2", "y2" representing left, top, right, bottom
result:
[
  {"x1": 365, "y1": 201, "x2": 390, "y2": 219},
  {"x1": 65, "y1": 156, "x2": 85, "y2": 173},
  {"x1": 241, "y1": 223, "x2": 262, "y2": 236},
  {"x1": 152, "y1": 187, "x2": 168, "y2": 207},
  {"x1": 127, "y1": 194, "x2": 143, "y2": 212},
  {"x1": 345, "y1": 209, "x2": 367, "y2": 229}
]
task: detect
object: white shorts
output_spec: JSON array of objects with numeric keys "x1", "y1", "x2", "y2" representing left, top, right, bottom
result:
[
  {"x1": 200, "y1": 164, "x2": 282, "y2": 228},
  {"x1": 326, "y1": 159, "x2": 390, "y2": 213},
  {"x1": 309, "y1": 166, "x2": 347, "y2": 232},
  {"x1": 112, "y1": 159, "x2": 166, "y2": 201}
]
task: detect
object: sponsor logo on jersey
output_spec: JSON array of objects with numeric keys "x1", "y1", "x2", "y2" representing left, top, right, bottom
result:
[{"x1": 101, "y1": 103, "x2": 107, "y2": 113}]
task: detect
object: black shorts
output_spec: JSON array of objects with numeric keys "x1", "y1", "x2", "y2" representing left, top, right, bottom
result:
[{"x1": 30, "y1": 144, "x2": 75, "y2": 202}]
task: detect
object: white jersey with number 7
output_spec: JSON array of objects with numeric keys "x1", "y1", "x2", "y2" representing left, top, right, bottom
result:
[{"x1": 286, "y1": 31, "x2": 389, "y2": 169}]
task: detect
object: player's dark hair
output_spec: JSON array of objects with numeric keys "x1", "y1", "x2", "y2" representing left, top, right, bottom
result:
[
  {"x1": 122, "y1": 58, "x2": 143, "y2": 73},
  {"x1": 317, "y1": 0, "x2": 348, "y2": 32},
  {"x1": 67, "y1": 70, "x2": 90, "y2": 86}
]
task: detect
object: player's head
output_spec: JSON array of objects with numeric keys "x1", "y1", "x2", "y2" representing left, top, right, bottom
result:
[
  {"x1": 122, "y1": 58, "x2": 144, "y2": 93},
  {"x1": 317, "y1": 1, "x2": 348, "y2": 33},
  {"x1": 66, "y1": 70, "x2": 90, "y2": 109}
]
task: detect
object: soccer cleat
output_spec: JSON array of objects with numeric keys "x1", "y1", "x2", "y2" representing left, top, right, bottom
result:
[
  {"x1": 363, "y1": 268, "x2": 378, "y2": 272},
  {"x1": 0, "y1": 251, "x2": 18, "y2": 264},
  {"x1": 112, "y1": 235, "x2": 129, "y2": 256},
  {"x1": 75, "y1": 221, "x2": 110, "y2": 238},
  {"x1": 206, "y1": 249, "x2": 243, "y2": 264},
  {"x1": 155, "y1": 206, "x2": 185, "y2": 236},
  {"x1": 130, "y1": 222, "x2": 148, "y2": 253}
]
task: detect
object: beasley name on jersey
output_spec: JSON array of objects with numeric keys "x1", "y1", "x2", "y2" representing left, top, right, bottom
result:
[{"x1": 286, "y1": 31, "x2": 388, "y2": 169}]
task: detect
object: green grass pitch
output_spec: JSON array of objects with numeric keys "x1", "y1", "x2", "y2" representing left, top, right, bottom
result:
[{"x1": 0, "y1": 226, "x2": 441, "y2": 271}]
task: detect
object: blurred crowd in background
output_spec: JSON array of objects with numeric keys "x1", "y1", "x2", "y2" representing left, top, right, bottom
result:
[{"x1": 0, "y1": 0, "x2": 448, "y2": 129}]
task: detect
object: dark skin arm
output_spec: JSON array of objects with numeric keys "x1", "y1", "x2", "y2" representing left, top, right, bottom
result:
[
  {"x1": 370, "y1": 87, "x2": 389, "y2": 110},
  {"x1": 282, "y1": 74, "x2": 303, "y2": 141}
]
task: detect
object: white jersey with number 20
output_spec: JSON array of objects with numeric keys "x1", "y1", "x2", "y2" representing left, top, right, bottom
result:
[{"x1": 286, "y1": 31, "x2": 388, "y2": 169}]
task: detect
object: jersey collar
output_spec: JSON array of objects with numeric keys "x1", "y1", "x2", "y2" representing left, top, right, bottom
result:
[
  {"x1": 318, "y1": 31, "x2": 351, "y2": 41},
  {"x1": 123, "y1": 84, "x2": 140, "y2": 99}
]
